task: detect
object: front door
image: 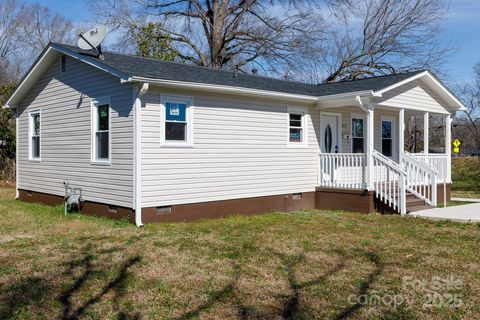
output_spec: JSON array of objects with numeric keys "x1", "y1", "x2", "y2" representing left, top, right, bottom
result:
[{"x1": 320, "y1": 114, "x2": 340, "y2": 153}]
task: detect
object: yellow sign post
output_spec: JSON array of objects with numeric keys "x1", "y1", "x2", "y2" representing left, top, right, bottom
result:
[{"x1": 453, "y1": 139, "x2": 461, "y2": 154}]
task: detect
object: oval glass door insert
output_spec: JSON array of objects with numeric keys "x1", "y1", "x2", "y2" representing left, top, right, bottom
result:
[{"x1": 325, "y1": 124, "x2": 332, "y2": 153}]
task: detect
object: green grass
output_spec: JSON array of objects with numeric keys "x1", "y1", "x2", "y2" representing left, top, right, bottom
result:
[
  {"x1": 452, "y1": 157, "x2": 480, "y2": 199},
  {"x1": 0, "y1": 184, "x2": 479, "y2": 319}
]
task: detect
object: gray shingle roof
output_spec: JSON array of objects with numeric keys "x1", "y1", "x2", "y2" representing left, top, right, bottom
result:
[{"x1": 54, "y1": 43, "x2": 426, "y2": 97}]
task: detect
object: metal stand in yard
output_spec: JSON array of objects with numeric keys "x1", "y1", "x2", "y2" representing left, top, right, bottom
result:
[{"x1": 63, "y1": 180, "x2": 82, "y2": 215}]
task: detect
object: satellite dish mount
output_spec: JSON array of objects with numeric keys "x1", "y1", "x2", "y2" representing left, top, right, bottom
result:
[{"x1": 77, "y1": 25, "x2": 107, "y2": 60}]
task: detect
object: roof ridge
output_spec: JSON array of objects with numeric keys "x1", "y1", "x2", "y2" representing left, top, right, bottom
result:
[
  {"x1": 318, "y1": 69, "x2": 428, "y2": 86},
  {"x1": 54, "y1": 42, "x2": 318, "y2": 87}
]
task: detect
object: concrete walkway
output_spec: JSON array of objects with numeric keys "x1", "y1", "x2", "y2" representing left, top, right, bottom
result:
[
  {"x1": 410, "y1": 203, "x2": 480, "y2": 223},
  {"x1": 451, "y1": 197, "x2": 480, "y2": 203}
]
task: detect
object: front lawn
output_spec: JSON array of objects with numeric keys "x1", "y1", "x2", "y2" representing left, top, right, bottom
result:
[{"x1": 0, "y1": 184, "x2": 479, "y2": 319}]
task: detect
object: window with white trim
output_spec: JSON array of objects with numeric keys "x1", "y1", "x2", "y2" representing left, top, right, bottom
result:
[
  {"x1": 381, "y1": 119, "x2": 393, "y2": 157},
  {"x1": 161, "y1": 95, "x2": 193, "y2": 146},
  {"x1": 92, "y1": 99, "x2": 110, "y2": 162},
  {"x1": 29, "y1": 111, "x2": 41, "y2": 160},
  {"x1": 352, "y1": 117, "x2": 365, "y2": 153},
  {"x1": 288, "y1": 107, "x2": 307, "y2": 145}
]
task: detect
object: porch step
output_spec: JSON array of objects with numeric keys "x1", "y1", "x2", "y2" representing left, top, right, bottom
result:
[
  {"x1": 407, "y1": 203, "x2": 433, "y2": 213},
  {"x1": 406, "y1": 192, "x2": 433, "y2": 213},
  {"x1": 406, "y1": 197, "x2": 426, "y2": 207}
]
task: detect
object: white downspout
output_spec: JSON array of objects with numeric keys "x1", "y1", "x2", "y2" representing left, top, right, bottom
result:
[{"x1": 133, "y1": 82, "x2": 149, "y2": 227}]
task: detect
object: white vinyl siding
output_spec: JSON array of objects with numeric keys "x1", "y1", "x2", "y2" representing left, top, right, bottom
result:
[
  {"x1": 375, "y1": 79, "x2": 450, "y2": 114},
  {"x1": 17, "y1": 55, "x2": 134, "y2": 208},
  {"x1": 141, "y1": 89, "x2": 319, "y2": 207}
]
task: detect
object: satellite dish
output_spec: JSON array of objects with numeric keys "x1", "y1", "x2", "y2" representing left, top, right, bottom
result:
[{"x1": 77, "y1": 25, "x2": 107, "y2": 59}]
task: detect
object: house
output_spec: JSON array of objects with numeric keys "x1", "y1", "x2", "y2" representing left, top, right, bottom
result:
[{"x1": 3, "y1": 43, "x2": 466, "y2": 226}]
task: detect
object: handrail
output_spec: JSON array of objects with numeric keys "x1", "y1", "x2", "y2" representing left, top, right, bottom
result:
[
  {"x1": 401, "y1": 152, "x2": 437, "y2": 206},
  {"x1": 371, "y1": 150, "x2": 407, "y2": 215},
  {"x1": 372, "y1": 150, "x2": 406, "y2": 174},
  {"x1": 405, "y1": 153, "x2": 448, "y2": 182},
  {"x1": 401, "y1": 152, "x2": 438, "y2": 175}
]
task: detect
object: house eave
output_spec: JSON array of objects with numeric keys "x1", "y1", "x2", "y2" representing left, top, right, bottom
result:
[{"x1": 126, "y1": 76, "x2": 321, "y2": 103}]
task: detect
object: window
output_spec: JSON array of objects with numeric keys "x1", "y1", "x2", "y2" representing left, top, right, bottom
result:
[
  {"x1": 381, "y1": 118, "x2": 393, "y2": 157},
  {"x1": 352, "y1": 117, "x2": 364, "y2": 153},
  {"x1": 91, "y1": 98, "x2": 110, "y2": 163},
  {"x1": 287, "y1": 107, "x2": 307, "y2": 146},
  {"x1": 161, "y1": 95, "x2": 193, "y2": 146},
  {"x1": 29, "y1": 111, "x2": 41, "y2": 160}
]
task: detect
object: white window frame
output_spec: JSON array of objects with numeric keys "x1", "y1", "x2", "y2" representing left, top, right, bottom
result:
[
  {"x1": 90, "y1": 96, "x2": 111, "y2": 165},
  {"x1": 28, "y1": 110, "x2": 41, "y2": 161},
  {"x1": 160, "y1": 94, "x2": 194, "y2": 148},
  {"x1": 381, "y1": 116, "x2": 395, "y2": 158},
  {"x1": 351, "y1": 113, "x2": 366, "y2": 153},
  {"x1": 287, "y1": 106, "x2": 308, "y2": 147}
]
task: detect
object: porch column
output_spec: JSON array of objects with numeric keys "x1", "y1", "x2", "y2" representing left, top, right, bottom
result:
[
  {"x1": 399, "y1": 109, "x2": 405, "y2": 160},
  {"x1": 366, "y1": 103, "x2": 375, "y2": 190},
  {"x1": 446, "y1": 113, "x2": 452, "y2": 182},
  {"x1": 424, "y1": 112, "x2": 429, "y2": 156}
]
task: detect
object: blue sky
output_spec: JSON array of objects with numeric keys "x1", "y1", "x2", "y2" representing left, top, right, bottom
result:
[{"x1": 32, "y1": 0, "x2": 480, "y2": 83}]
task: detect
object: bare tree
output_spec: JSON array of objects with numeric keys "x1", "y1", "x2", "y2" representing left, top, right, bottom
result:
[
  {"x1": 0, "y1": 0, "x2": 76, "y2": 83},
  {"x1": 319, "y1": 0, "x2": 453, "y2": 83},
  {"x1": 90, "y1": 0, "x2": 326, "y2": 75},
  {"x1": 0, "y1": 0, "x2": 28, "y2": 83},
  {"x1": 454, "y1": 68, "x2": 480, "y2": 154},
  {"x1": 20, "y1": 2, "x2": 76, "y2": 54}
]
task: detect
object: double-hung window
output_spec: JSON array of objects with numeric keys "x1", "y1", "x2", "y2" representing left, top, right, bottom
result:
[
  {"x1": 161, "y1": 95, "x2": 193, "y2": 147},
  {"x1": 381, "y1": 118, "x2": 393, "y2": 157},
  {"x1": 287, "y1": 107, "x2": 307, "y2": 146},
  {"x1": 91, "y1": 98, "x2": 110, "y2": 163},
  {"x1": 29, "y1": 111, "x2": 41, "y2": 160},
  {"x1": 352, "y1": 117, "x2": 365, "y2": 153}
]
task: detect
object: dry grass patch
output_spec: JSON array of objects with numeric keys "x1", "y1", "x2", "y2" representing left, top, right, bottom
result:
[{"x1": 0, "y1": 185, "x2": 479, "y2": 319}]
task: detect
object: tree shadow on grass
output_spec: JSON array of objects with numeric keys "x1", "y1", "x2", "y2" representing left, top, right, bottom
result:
[
  {"x1": 274, "y1": 250, "x2": 347, "y2": 320},
  {"x1": 172, "y1": 249, "x2": 350, "y2": 320},
  {"x1": 174, "y1": 264, "x2": 241, "y2": 320},
  {"x1": 0, "y1": 276, "x2": 51, "y2": 319},
  {"x1": 59, "y1": 244, "x2": 142, "y2": 320},
  {"x1": 0, "y1": 243, "x2": 142, "y2": 320},
  {"x1": 332, "y1": 251, "x2": 384, "y2": 320}
]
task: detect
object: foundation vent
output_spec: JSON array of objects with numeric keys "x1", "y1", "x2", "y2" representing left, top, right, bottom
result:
[
  {"x1": 108, "y1": 205, "x2": 118, "y2": 213},
  {"x1": 292, "y1": 193, "x2": 303, "y2": 200},
  {"x1": 156, "y1": 206, "x2": 172, "y2": 214}
]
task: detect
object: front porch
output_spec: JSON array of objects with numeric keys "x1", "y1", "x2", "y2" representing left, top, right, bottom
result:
[{"x1": 315, "y1": 79, "x2": 455, "y2": 215}]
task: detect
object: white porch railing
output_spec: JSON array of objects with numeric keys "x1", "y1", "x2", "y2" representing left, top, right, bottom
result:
[
  {"x1": 406, "y1": 153, "x2": 449, "y2": 182},
  {"x1": 401, "y1": 153, "x2": 437, "y2": 206},
  {"x1": 318, "y1": 153, "x2": 366, "y2": 189},
  {"x1": 372, "y1": 150, "x2": 407, "y2": 215}
]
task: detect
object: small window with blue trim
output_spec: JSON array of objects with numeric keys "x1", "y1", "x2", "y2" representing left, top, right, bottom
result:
[
  {"x1": 161, "y1": 96, "x2": 193, "y2": 146},
  {"x1": 165, "y1": 102, "x2": 187, "y2": 141}
]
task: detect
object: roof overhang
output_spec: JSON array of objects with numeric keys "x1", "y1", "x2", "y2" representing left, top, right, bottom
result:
[
  {"x1": 125, "y1": 76, "x2": 320, "y2": 103},
  {"x1": 314, "y1": 90, "x2": 380, "y2": 111}
]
